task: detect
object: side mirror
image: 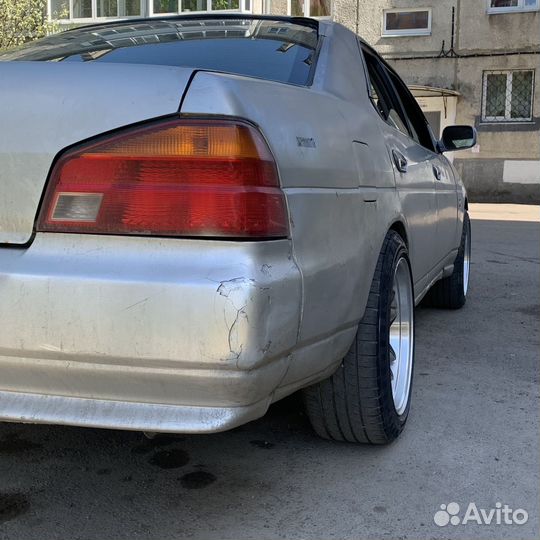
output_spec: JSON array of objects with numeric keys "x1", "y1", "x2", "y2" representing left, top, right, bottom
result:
[{"x1": 438, "y1": 125, "x2": 477, "y2": 153}]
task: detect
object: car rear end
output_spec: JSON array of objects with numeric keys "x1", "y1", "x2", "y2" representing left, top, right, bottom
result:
[{"x1": 0, "y1": 17, "x2": 319, "y2": 432}]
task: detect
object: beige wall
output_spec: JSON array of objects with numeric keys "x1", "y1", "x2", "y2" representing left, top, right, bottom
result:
[
  {"x1": 454, "y1": 54, "x2": 540, "y2": 161},
  {"x1": 252, "y1": 0, "x2": 265, "y2": 15},
  {"x1": 266, "y1": 0, "x2": 287, "y2": 15},
  {"x1": 367, "y1": 1, "x2": 540, "y2": 168},
  {"x1": 331, "y1": 0, "x2": 540, "y2": 54},
  {"x1": 355, "y1": 0, "x2": 458, "y2": 55},
  {"x1": 261, "y1": 0, "x2": 540, "y2": 198},
  {"x1": 458, "y1": 2, "x2": 540, "y2": 53},
  {"x1": 387, "y1": 56, "x2": 456, "y2": 89}
]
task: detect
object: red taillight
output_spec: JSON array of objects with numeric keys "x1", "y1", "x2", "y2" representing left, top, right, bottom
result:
[{"x1": 37, "y1": 118, "x2": 288, "y2": 238}]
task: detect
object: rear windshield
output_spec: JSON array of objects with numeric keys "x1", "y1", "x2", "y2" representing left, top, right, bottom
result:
[{"x1": 0, "y1": 17, "x2": 318, "y2": 86}]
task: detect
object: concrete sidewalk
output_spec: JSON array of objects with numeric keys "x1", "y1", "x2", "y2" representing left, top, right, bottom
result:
[{"x1": 470, "y1": 203, "x2": 540, "y2": 222}]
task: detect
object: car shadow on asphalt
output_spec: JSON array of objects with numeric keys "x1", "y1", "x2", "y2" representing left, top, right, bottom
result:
[
  {"x1": 1, "y1": 214, "x2": 538, "y2": 540},
  {"x1": 0, "y1": 391, "x2": 399, "y2": 537}
]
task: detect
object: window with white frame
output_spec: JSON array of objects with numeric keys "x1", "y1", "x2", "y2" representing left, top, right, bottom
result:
[
  {"x1": 49, "y1": 0, "x2": 249, "y2": 21},
  {"x1": 49, "y1": 0, "x2": 143, "y2": 20},
  {"x1": 487, "y1": 0, "x2": 539, "y2": 13},
  {"x1": 151, "y1": 0, "x2": 249, "y2": 15},
  {"x1": 482, "y1": 70, "x2": 534, "y2": 122},
  {"x1": 288, "y1": 0, "x2": 331, "y2": 18},
  {"x1": 382, "y1": 8, "x2": 431, "y2": 36}
]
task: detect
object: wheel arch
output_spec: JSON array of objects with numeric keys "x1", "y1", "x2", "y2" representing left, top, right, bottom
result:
[{"x1": 389, "y1": 220, "x2": 409, "y2": 248}]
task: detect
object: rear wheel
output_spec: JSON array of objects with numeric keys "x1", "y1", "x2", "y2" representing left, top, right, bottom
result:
[
  {"x1": 424, "y1": 212, "x2": 471, "y2": 309},
  {"x1": 302, "y1": 230, "x2": 414, "y2": 444}
]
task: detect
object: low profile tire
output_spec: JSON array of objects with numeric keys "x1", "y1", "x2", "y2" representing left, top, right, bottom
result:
[
  {"x1": 302, "y1": 230, "x2": 414, "y2": 444},
  {"x1": 424, "y1": 212, "x2": 471, "y2": 309}
]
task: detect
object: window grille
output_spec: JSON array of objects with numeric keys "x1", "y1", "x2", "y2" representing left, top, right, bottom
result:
[{"x1": 482, "y1": 70, "x2": 534, "y2": 122}]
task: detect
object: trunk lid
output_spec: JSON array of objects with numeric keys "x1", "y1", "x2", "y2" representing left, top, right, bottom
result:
[{"x1": 0, "y1": 61, "x2": 193, "y2": 244}]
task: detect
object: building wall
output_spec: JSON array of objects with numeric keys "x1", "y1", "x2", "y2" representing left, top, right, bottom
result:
[
  {"x1": 46, "y1": 0, "x2": 540, "y2": 201},
  {"x1": 451, "y1": 3, "x2": 540, "y2": 202},
  {"x1": 267, "y1": 0, "x2": 287, "y2": 15},
  {"x1": 328, "y1": 0, "x2": 540, "y2": 202},
  {"x1": 337, "y1": 0, "x2": 458, "y2": 55},
  {"x1": 458, "y1": 2, "x2": 539, "y2": 53}
]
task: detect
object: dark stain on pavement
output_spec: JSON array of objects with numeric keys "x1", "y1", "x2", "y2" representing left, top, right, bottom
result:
[
  {"x1": 0, "y1": 433, "x2": 42, "y2": 455},
  {"x1": 250, "y1": 440, "x2": 275, "y2": 449},
  {"x1": 180, "y1": 471, "x2": 216, "y2": 489},
  {"x1": 515, "y1": 304, "x2": 540, "y2": 318},
  {"x1": 132, "y1": 435, "x2": 184, "y2": 455},
  {"x1": 148, "y1": 448, "x2": 190, "y2": 469},
  {"x1": 0, "y1": 493, "x2": 30, "y2": 524}
]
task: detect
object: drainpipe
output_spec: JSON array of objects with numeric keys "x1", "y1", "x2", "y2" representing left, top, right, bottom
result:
[{"x1": 453, "y1": 0, "x2": 460, "y2": 92}]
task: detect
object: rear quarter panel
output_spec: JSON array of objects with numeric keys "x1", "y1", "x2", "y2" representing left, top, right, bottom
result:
[{"x1": 182, "y1": 27, "x2": 403, "y2": 361}]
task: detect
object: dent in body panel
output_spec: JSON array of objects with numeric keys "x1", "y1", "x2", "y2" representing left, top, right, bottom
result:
[
  {"x1": 216, "y1": 277, "x2": 252, "y2": 361},
  {"x1": 216, "y1": 276, "x2": 279, "y2": 368},
  {"x1": 180, "y1": 46, "x2": 403, "y2": 367},
  {"x1": 0, "y1": 234, "x2": 302, "y2": 373}
]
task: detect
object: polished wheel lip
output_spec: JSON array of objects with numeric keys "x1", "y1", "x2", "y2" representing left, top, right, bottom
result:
[
  {"x1": 463, "y1": 220, "x2": 471, "y2": 296},
  {"x1": 389, "y1": 257, "x2": 414, "y2": 416}
]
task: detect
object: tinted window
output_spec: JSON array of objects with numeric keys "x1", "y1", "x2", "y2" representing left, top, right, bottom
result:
[
  {"x1": 384, "y1": 10, "x2": 430, "y2": 33},
  {"x1": 385, "y1": 68, "x2": 435, "y2": 151},
  {"x1": 386, "y1": 11, "x2": 428, "y2": 30},
  {"x1": 362, "y1": 46, "x2": 435, "y2": 151},
  {"x1": 362, "y1": 49, "x2": 410, "y2": 137},
  {"x1": 0, "y1": 18, "x2": 318, "y2": 86}
]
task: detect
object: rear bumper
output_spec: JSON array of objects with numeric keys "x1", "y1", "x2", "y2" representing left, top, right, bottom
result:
[
  {"x1": 0, "y1": 390, "x2": 271, "y2": 433},
  {"x1": 0, "y1": 233, "x2": 302, "y2": 432}
]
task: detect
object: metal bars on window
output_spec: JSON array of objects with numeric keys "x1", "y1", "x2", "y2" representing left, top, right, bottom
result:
[{"x1": 482, "y1": 70, "x2": 534, "y2": 122}]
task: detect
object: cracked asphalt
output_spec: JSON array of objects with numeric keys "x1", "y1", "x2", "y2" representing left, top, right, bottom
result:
[{"x1": 0, "y1": 204, "x2": 538, "y2": 540}]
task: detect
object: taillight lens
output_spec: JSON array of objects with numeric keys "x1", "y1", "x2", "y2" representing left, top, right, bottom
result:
[{"x1": 37, "y1": 118, "x2": 288, "y2": 238}]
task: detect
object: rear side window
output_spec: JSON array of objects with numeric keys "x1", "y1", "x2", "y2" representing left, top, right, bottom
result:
[
  {"x1": 0, "y1": 18, "x2": 318, "y2": 86},
  {"x1": 384, "y1": 68, "x2": 435, "y2": 151},
  {"x1": 362, "y1": 49, "x2": 410, "y2": 137},
  {"x1": 362, "y1": 45, "x2": 435, "y2": 152}
]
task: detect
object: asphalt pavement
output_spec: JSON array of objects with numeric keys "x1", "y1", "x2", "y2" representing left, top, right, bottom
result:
[{"x1": 0, "y1": 203, "x2": 538, "y2": 540}]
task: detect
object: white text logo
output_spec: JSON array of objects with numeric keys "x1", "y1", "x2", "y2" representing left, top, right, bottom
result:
[{"x1": 434, "y1": 502, "x2": 528, "y2": 527}]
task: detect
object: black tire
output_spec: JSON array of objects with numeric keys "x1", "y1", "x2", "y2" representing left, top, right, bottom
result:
[
  {"x1": 424, "y1": 212, "x2": 471, "y2": 309},
  {"x1": 302, "y1": 230, "x2": 414, "y2": 444}
]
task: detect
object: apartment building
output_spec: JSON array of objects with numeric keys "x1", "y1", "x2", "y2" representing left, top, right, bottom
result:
[
  {"x1": 47, "y1": 0, "x2": 540, "y2": 201},
  {"x1": 335, "y1": 0, "x2": 540, "y2": 202}
]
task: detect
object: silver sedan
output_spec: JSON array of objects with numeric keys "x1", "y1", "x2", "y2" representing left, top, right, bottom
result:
[{"x1": 0, "y1": 15, "x2": 475, "y2": 443}]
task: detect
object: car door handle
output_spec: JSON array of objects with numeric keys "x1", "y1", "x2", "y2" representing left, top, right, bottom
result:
[
  {"x1": 433, "y1": 165, "x2": 442, "y2": 181},
  {"x1": 392, "y1": 149, "x2": 408, "y2": 173}
]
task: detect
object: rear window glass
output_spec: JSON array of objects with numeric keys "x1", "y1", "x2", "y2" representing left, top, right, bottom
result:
[{"x1": 0, "y1": 18, "x2": 318, "y2": 86}]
